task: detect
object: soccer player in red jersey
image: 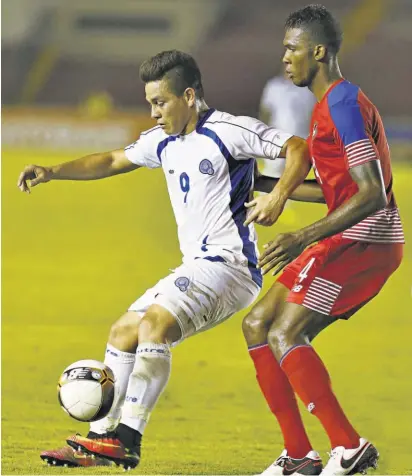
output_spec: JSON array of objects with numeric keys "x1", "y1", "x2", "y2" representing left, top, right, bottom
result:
[{"x1": 243, "y1": 4, "x2": 405, "y2": 475}]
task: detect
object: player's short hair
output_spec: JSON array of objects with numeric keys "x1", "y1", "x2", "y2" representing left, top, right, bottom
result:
[
  {"x1": 285, "y1": 4, "x2": 343, "y2": 54},
  {"x1": 139, "y1": 50, "x2": 204, "y2": 98}
]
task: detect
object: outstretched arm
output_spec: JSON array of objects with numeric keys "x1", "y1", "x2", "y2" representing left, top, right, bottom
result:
[
  {"x1": 17, "y1": 149, "x2": 139, "y2": 193},
  {"x1": 254, "y1": 172, "x2": 325, "y2": 204},
  {"x1": 244, "y1": 135, "x2": 312, "y2": 225}
]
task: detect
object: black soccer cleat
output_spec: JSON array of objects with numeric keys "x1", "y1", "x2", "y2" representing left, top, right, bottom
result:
[{"x1": 259, "y1": 449, "x2": 323, "y2": 475}]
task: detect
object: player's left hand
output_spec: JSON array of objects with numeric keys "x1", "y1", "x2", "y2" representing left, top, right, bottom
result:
[
  {"x1": 258, "y1": 231, "x2": 307, "y2": 276},
  {"x1": 244, "y1": 193, "x2": 286, "y2": 227}
]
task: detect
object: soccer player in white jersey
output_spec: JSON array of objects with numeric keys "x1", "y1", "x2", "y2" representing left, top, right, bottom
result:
[{"x1": 18, "y1": 50, "x2": 313, "y2": 470}]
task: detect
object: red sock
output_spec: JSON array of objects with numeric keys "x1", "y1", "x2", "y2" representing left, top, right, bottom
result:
[
  {"x1": 281, "y1": 345, "x2": 360, "y2": 450},
  {"x1": 249, "y1": 344, "x2": 312, "y2": 458}
]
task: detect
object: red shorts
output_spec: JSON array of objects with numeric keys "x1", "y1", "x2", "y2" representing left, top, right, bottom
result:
[{"x1": 277, "y1": 235, "x2": 403, "y2": 318}]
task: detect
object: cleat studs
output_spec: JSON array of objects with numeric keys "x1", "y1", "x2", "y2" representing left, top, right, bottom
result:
[
  {"x1": 53, "y1": 460, "x2": 57, "y2": 465},
  {"x1": 78, "y1": 446, "x2": 82, "y2": 451},
  {"x1": 64, "y1": 464, "x2": 68, "y2": 467}
]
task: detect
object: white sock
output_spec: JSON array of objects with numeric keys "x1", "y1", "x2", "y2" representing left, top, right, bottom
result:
[
  {"x1": 120, "y1": 343, "x2": 171, "y2": 434},
  {"x1": 89, "y1": 343, "x2": 135, "y2": 434}
]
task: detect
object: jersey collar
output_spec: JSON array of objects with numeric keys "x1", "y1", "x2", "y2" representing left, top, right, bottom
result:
[{"x1": 196, "y1": 108, "x2": 216, "y2": 131}]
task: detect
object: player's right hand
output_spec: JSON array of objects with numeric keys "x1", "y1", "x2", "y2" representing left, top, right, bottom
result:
[
  {"x1": 17, "y1": 164, "x2": 52, "y2": 193},
  {"x1": 244, "y1": 191, "x2": 286, "y2": 227}
]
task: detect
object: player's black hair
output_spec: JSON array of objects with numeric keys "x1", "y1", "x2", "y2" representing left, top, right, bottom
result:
[
  {"x1": 139, "y1": 50, "x2": 204, "y2": 98},
  {"x1": 285, "y1": 4, "x2": 343, "y2": 54}
]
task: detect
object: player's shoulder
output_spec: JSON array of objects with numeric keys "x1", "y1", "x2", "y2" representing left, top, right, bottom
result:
[
  {"x1": 205, "y1": 110, "x2": 264, "y2": 135},
  {"x1": 139, "y1": 124, "x2": 167, "y2": 142},
  {"x1": 125, "y1": 124, "x2": 168, "y2": 159},
  {"x1": 327, "y1": 79, "x2": 375, "y2": 110},
  {"x1": 327, "y1": 80, "x2": 361, "y2": 108}
]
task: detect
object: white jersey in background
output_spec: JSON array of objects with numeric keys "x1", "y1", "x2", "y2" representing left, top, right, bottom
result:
[
  {"x1": 125, "y1": 108, "x2": 292, "y2": 289},
  {"x1": 260, "y1": 76, "x2": 316, "y2": 178},
  {"x1": 261, "y1": 76, "x2": 316, "y2": 139}
]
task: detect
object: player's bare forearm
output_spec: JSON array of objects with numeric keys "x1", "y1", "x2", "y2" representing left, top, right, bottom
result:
[
  {"x1": 50, "y1": 150, "x2": 138, "y2": 181},
  {"x1": 299, "y1": 162, "x2": 387, "y2": 245},
  {"x1": 244, "y1": 139, "x2": 312, "y2": 226},
  {"x1": 17, "y1": 149, "x2": 139, "y2": 193},
  {"x1": 275, "y1": 136, "x2": 312, "y2": 202},
  {"x1": 255, "y1": 175, "x2": 325, "y2": 203},
  {"x1": 299, "y1": 190, "x2": 385, "y2": 245}
]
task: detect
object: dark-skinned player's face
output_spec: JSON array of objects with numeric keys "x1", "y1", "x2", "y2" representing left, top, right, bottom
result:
[
  {"x1": 145, "y1": 79, "x2": 195, "y2": 136},
  {"x1": 282, "y1": 28, "x2": 319, "y2": 88}
]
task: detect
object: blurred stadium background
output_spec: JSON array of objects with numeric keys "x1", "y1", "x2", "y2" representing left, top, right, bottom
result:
[{"x1": 2, "y1": 0, "x2": 411, "y2": 475}]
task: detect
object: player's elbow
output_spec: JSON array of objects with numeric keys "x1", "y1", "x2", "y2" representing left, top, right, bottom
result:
[
  {"x1": 281, "y1": 136, "x2": 310, "y2": 162},
  {"x1": 362, "y1": 183, "x2": 387, "y2": 212},
  {"x1": 375, "y1": 190, "x2": 388, "y2": 211}
]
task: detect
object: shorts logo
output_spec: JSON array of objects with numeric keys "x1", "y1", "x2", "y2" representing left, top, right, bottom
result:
[
  {"x1": 175, "y1": 276, "x2": 190, "y2": 292},
  {"x1": 307, "y1": 402, "x2": 315, "y2": 413},
  {"x1": 292, "y1": 284, "x2": 303, "y2": 292},
  {"x1": 199, "y1": 159, "x2": 214, "y2": 176}
]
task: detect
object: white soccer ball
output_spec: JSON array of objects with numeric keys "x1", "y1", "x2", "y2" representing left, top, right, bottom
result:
[{"x1": 57, "y1": 359, "x2": 115, "y2": 422}]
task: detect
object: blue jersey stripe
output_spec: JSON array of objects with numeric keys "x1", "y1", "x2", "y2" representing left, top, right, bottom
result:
[
  {"x1": 197, "y1": 125, "x2": 262, "y2": 287},
  {"x1": 328, "y1": 81, "x2": 368, "y2": 146},
  {"x1": 157, "y1": 135, "x2": 178, "y2": 162}
]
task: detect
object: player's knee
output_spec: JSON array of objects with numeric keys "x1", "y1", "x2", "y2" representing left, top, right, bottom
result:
[
  {"x1": 267, "y1": 323, "x2": 299, "y2": 357},
  {"x1": 109, "y1": 318, "x2": 139, "y2": 352},
  {"x1": 268, "y1": 317, "x2": 310, "y2": 359},
  {"x1": 267, "y1": 325, "x2": 283, "y2": 354},
  {"x1": 242, "y1": 305, "x2": 271, "y2": 340},
  {"x1": 138, "y1": 307, "x2": 181, "y2": 344}
]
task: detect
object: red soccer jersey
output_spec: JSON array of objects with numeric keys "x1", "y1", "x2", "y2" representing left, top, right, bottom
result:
[{"x1": 307, "y1": 78, "x2": 405, "y2": 244}]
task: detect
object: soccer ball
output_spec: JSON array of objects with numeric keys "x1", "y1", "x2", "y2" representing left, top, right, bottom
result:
[{"x1": 57, "y1": 360, "x2": 115, "y2": 422}]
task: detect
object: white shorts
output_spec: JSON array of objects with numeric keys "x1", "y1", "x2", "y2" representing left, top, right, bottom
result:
[{"x1": 128, "y1": 259, "x2": 261, "y2": 342}]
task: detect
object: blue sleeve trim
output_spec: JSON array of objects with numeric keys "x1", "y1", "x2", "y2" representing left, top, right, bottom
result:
[{"x1": 328, "y1": 82, "x2": 367, "y2": 146}]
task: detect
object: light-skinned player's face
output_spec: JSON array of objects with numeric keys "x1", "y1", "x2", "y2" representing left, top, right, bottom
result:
[
  {"x1": 145, "y1": 79, "x2": 195, "y2": 135},
  {"x1": 282, "y1": 28, "x2": 320, "y2": 88}
]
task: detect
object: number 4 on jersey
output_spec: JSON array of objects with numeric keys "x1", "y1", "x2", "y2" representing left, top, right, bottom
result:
[{"x1": 298, "y1": 257, "x2": 316, "y2": 283}]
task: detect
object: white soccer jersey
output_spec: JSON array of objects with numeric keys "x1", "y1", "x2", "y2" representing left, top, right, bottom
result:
[{"x1": 125, "y1": 109, "x2": 292, "y2": 287}]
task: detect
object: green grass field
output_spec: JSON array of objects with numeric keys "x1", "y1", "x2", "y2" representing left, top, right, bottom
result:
[{"x1": 2, "y1": 150, "x2": 411, "y2": 475}]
